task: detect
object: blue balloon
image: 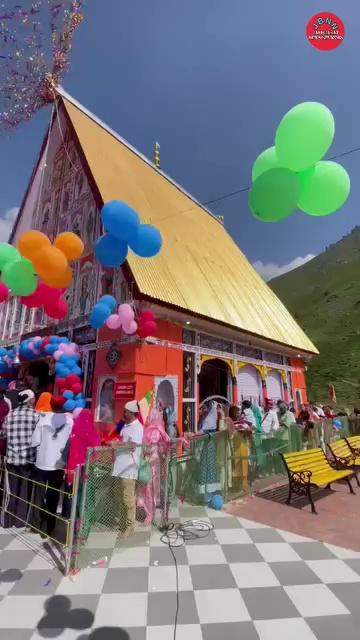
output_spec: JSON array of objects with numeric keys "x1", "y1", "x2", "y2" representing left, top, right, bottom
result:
[
  {"x1": 72, "y1": 366, "x2": 82, "y2": 377},
  {"x1": 63, "y1": 391, "x2": 74, "y2": 399},
  {"x1": 99, "y1": 295, "x2": 117, "y2": 312},
  {"x1": 101, "y1": 201, "x2": 139, "y2": 242},
  {"x1": 64, "y1": 399, "x2": 76, "y2": 412},
  {"x1": 90, "y1": 302, "x2": 111, "y2": 329},
  {"x1": 209, "y1": 494, "x2": 223, "y2": 511},
  {"x1": 129, "y1": 224, "x2": 162, "y2": 258},
  {"x1": 0, "y1": 348, "x2": 7, "y2": 357},
  {"x1": 333, "y1": 419, "x2": 342, "y2": 429},
  {"x1": 94, "y1": 234, "x2": 128, "y2": 268}
]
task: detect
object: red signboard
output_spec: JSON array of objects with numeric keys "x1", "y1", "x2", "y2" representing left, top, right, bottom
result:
[{"x1": 114, "y1": 382, "x2": 136, "y2": 400}]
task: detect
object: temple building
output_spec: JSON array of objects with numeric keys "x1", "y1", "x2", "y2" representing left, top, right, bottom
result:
[{"x1": 1, "y1": 89, "x2": 318, "y2": 431}]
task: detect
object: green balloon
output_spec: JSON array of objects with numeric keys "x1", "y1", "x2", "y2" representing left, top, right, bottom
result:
[
  {"x1": 1, "y1": 258, "x2": 37, "y2": 296},
  {"x1": 0, "y1": 243, "x2": 20, "y2": 270},
  {"x1": 275, "y1": 102, "x2": 335, "y2": 172},
  {"x1": 252, "y1": 146, "x2": 284, "y2": 182},
  {"x1": 249, "y1": 168, "x2": 299, "y2": 223},
  {"x1": 298, "y1": 161, "x2": 350, "y2": 217}
]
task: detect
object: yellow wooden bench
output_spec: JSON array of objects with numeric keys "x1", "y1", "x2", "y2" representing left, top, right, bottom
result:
[
  {"x1": 327, "y1": 439, "x2": 360, "y2": 487},
  {"x1": 281, "y1": 448, "x2": 354, "y2": 513},
  {"x1": 345, "y1": 435, "x2": 360, "y2": 455}
]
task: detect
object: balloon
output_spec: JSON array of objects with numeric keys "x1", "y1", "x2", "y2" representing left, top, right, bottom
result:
[
  {"x1": 106, "y1": 314, "x2": 122, "y2": 330},
  {"x1": 90, "y1": 302, "x2": 111, "y2": 329},
  {"x1": 54, "y1": 232, "x2": 84, "y2": 261},
  {"x1": 275, "y1": 102, "x2": 335, "y2": 172},
  {"x1": 63, "y1": 390, "x2": 74, "y2": 399},
  {"x1": 101, "y1": 201, "x2": 140, "y2": 242},
  {"x1": 1, "y1": 258, "x2": 37, "y2": 295},
  {"x1": 66, "y1": 374, "x2": 81, "y2": 385},
  {"x1": 140, "y1": 310, "x2": 155, "y2": 322},
  {"x1": 44, "y1": 297, "x2": 68, "y2": 320},
  {"x1": 63, "y1": 399, "x2": 76, "y2": 412},
  {"x1": 140, "y1": 320, "x2": 156, "y2": 337},
  {"x1": 251, "y1": 147, "x2": 285, "y2": 182},
  {"x1": 333, "y1": 419, "x2": 342, "y2": 429},
  {"x1": 129, "y1": 224, "x2": 162, "y2": 258},
  {"x1": 94, "y1": 234, "x2": 128, "y2": 268},
  {"x1": 118, "y1": 303, "x2": 134, "y2": 324},
  {"x1": 71, "y1": 383, "x2": 82, "y2": 395},
  {"x1": 0, "y1": 243, "x2": 20, "y2": 270},
  {"x1": 17, "y1": 230, "x2": 51, "y2": 260},
  {"x1": 123, "y1": 319, "x2": 138, "y2": 335},
  {"x1": 297, "y1": 161, "x2": 350, "y2": 217},
  {"x1": 0, "y1": 283, "x2": 9, "y2": 303},
  {"x1": 32, "y1": 246, "x2": 68, "y2": 279},
  {"x1": 100, "y1": 295, "x2": 117, "y2": 312},
  {"x1": 43, "y1": 265, "x2": 73, "y2": 288},
  {"x1": 72, "y1": 366, "x2": 82, "y2": 377},
  {"x1": 209, "y1": 494, "x2": 223, "y2": 510},
  {"x1": 54, "y1": 350, "x2": 62, "y2": 361},
  {"x1": 249, "y1": 168, "x2": 299, "y2": 223}
]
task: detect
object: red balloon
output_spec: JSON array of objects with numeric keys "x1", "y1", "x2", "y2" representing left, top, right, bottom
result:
[
  {"x1": 0, "y1": 283, "x2": 9, "y2": 303},
  {"x1": 140, "y1": 320, "x2": 157, "y2": 337},
  {"x1": 66, "y1": 374, "x2": 80, "y2": 386},
  {"x1": 44, "y1": 297, "x2": 68, "y2": 320},
  {"x1": 52, "y1": 395, "x2": 65, "y2": 408},
  {"x1": 140, "y1": 310, "x2": 155, "y2": 323},
  {"x1": 71, "y1": 382, "x2": 82, "y2": 395}
]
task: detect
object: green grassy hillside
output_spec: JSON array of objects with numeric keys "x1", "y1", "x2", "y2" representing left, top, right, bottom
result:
[{"x1": 270, "y1": 226, "x2": 360, "y2": 408}]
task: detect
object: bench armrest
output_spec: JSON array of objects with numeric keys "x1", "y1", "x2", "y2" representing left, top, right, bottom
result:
[
  {"x1": 334, "y1": 454, "x2": 356, "y2": 467},
  {"x1": 289, "y1": 469, "x2": 313, "y2": 484}
]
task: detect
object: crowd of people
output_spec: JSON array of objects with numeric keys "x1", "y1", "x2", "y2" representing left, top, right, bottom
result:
[{"x1": 0, "y1": 385, "x2": 100, "y2": 538}]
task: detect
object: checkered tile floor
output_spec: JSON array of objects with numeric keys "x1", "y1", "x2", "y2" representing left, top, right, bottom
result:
[{"x1": 1, "y1": 504, "x2": 360, "y2": 639}]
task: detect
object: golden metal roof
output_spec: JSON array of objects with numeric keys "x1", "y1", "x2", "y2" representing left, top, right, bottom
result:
[{"x1": 62, "y1": 95, "x2": 318, "y2": 355}]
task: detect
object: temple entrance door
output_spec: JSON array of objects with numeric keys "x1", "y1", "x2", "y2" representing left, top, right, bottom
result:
[{"x1": 199, "y1": 358, "x2": 232, "y2": 405}]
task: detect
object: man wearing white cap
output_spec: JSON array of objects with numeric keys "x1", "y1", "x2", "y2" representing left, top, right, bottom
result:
[{"x1": 112, "y1": 400, "x2": 143, "y2": 536}]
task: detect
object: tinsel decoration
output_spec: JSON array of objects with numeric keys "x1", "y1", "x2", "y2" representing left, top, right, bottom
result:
[{"x1": 0, "y1": 0, "x2": 85, "y2": 130}]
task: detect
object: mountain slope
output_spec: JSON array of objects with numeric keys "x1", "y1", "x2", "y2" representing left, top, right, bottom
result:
[{"x1": 270, "y1": 227, "x2": 360, "y2": 407}]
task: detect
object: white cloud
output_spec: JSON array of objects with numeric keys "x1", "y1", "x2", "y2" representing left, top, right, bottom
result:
[
  {"x1": 253, "y1": 253, "x2": 315, "y2": 281},
  {"x1": 0, "y1": 207, "x2": 19, "y2": 242}
]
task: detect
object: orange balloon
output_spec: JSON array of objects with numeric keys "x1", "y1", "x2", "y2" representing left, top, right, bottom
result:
[
  {"x1": 18, "y1": 230, "x2": 51, "y2": 260},
  {"x1": 42, "y1": 265, "x2": 73, "y2": 288},
  {"x1": 54, "y1": 232, "x2": 84, "y2": 261},
  {"x1": 32, "y1": 246, "x2": 68, "y2": 279}
]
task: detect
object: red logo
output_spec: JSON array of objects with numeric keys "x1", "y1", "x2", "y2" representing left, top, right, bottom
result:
[{"x1": 306, "y1": 13, "x2": 344, "y2": 51}]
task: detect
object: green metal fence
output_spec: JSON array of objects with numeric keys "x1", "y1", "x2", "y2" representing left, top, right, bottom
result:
[{"x1": 175, "y1": 417, "x2": 360, "y2": 505}]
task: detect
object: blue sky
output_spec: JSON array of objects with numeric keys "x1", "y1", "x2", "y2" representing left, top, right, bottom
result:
[{"x1": 0, "y1": 0, "x2": 359, "y2": 279}]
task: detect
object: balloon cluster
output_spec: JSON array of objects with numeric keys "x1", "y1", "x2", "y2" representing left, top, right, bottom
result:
[
  {"x1": 249, "y1": 102, "x2": 351, "y2": 223},
  {"x1": 90, "y1": 296, "x2": 139, "y2": 335},
  {"x1": 0, "y1": 231, "x2": 84, "y2": 320},
  {"x1": 94, "y1": 201, "x2": 162, "y2": 269},
  {"x1": 0, "y1": 347, "x2": 17, "y2": 375},
  {"x1": 21, "y1": 282, "x2": 67, "y2": 320}
]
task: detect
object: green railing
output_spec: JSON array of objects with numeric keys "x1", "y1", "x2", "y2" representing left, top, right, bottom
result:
[{"x1": 175, "y1": 417, "x2": 360, "y2": 505}]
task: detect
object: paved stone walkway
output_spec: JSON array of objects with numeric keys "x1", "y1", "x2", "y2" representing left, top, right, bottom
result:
[{"x1": 0, "y1": 503, "x2": 360, "y2": 639}]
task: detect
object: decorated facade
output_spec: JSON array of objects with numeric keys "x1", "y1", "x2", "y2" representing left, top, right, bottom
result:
[{"x1": 0, "y1": 90, "x2": 318, "y2": 431}]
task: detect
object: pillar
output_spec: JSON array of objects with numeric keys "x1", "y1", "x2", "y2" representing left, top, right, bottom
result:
[{"x1": 232, "y1": 376, "x2": 238, "y2": 405}]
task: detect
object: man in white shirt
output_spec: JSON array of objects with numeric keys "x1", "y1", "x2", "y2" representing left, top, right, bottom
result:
[
  {"x1": 112, "y1": 400, "x2": 143, "y2": 536},
  {"x1": 30, "y1": 402, "x2": 73, "y2": 538},
  {"x1": 261, "y1": 399, "x2": 280, "y2": 434}
]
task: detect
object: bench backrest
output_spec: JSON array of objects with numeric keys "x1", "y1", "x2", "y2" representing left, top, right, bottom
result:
[
  {"x1": 347, "y1": 436, "x2": 360, "y2": 449},
  {"x1": 282, "y1": 448, "x2": 330, "y2": 475},
  {"x1": 328, "y1": 439, "x2": 351, "y2": 459}
]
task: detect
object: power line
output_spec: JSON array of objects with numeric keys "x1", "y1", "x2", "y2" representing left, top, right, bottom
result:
[{"x1": 201, "y1": 144, "x2": 360, "y2": 207}]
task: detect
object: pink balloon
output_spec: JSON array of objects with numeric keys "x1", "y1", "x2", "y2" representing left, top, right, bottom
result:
[
  {"x1": 106, "y1": 314, "x2": 122, "y2": 330},
  {"x1": 54, "y1": 350, "x2": 62, "y2": 361},
  {"x1": 118, "y1": 303, "x2": 134, "y2": 324},
  {"x1": 59, "y1": 343, "x2": 67, "y2": 352},
  {"x1": 64, "y1": 345, "x2": 75, "y2": 356},
  {"x1": 28, "y1": 343, "x2": 35, "y2": 353},
  {"x1": 0, "y1": 283, "x2": 9, "y2": 303},
  {"x1": 123, "y1": 319, "x2": 138, "y2": 335}
]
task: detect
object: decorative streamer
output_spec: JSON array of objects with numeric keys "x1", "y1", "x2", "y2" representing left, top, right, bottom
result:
[{"x1": 0, "y1": 0, "x2": 85, "y2": 130}]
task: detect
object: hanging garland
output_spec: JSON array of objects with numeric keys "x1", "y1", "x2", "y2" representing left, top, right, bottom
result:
[{"x1": 0, "y1": 0, "x2": 85, "y2": 131}]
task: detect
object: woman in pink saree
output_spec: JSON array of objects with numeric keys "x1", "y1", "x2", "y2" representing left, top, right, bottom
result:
[{"x1": 137, "y1": 409, "x2": 170, "y2": 525}]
